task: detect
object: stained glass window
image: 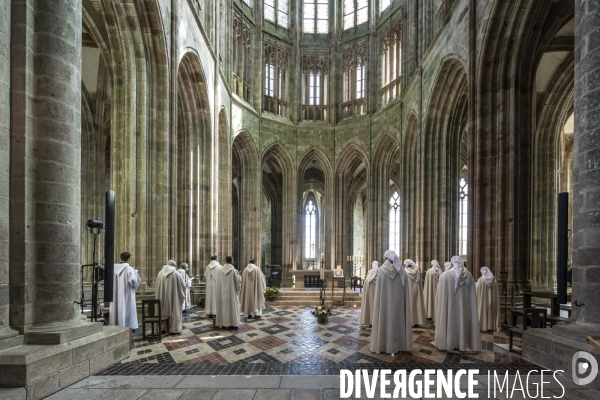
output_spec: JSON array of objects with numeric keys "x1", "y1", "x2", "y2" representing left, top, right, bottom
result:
[
  {"x1": 264, "y1": 0, "x2": 276, "y2": 23},
  {"x1": 459, "y1": 178, "x2": 468, "y2": 256},
  {"x1": 305, "y1": 200, "x2": 317, "y2": 259},
  {"x1": 344, "y1": 0, "x2": 368, "y2": 29},
  {"x1": 389, "y1": 191, "x2": 401, "y2": 256},
  {"x1": 304, "y1": 0, "x2": 329, "y2": 34}
]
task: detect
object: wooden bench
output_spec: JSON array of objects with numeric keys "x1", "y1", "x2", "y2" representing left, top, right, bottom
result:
[
  {"x1": 141, "y1": 299, "x2": 170, "y2": 341},
  {"x1": 508, "y1": 308, "x2": 547, "y2": 352}
]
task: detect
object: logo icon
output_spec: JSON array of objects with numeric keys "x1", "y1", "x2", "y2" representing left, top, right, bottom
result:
[{"x1": 572, "y1": 351, "x2": 598, "y2": 385}]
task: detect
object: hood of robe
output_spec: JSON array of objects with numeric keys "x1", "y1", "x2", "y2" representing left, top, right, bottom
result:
[
  {"x1": 431, "y1": 260, "x2": 442, "y2": 275},
  {"x1": 221, "y1": 263, "x2": 236, "y2": 275},
  {"x1": 207, "y1": 260, "x2": 221, "y2": 280},
  {"x1": 159, "y1": 264, "x2": 176, "y2": 278},
  {"x1": 444, "y1": 261, "x2": 452, "y2": 271},
  {"x1": 383, "y1": 250, "x2": 405, "y2": 285},
  {"x1": 365, "y1": 261, "x2": 379, "y2": 281},
  {"x1": 404, "y1": 259, "x2": 421, "y2": 283},
  {"x1": 115, "y1": 262, "x2": 130, "y2": 276},
  {"x1": 451, "y1": 256, "x2": 466, "y2": 292},
  {"x1": 244, "y1": 264, "x2": 259, "y2": 280},
  {"x1": 480, "y1": 267, "x2": 495, "y2": 286}
]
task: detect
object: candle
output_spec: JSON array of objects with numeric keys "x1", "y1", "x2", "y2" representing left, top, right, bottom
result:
[{"x1": 321, "y1": 252, "x2": 324, "y2": 260}]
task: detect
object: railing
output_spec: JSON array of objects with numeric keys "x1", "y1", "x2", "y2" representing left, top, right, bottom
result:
[
  {"x1": 233, "y1": 74, "x2": 252, "y2": 103},
  {"x1": 380, "y1": 77, "x2": 402, "y2": 105},
  {"x1": 263, "y1": 95, "x2": 287, "y2": 116},
  {"x1": 302, "y1": 104, "x2": 327, "y2": 122},
  {"x1": 342, "y1": 98, "x2": 367, "y2": 119}
]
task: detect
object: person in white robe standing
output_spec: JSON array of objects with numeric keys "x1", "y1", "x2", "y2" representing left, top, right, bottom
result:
[
  {"x1": 156, "y1": 260, "x2": 186, "y2": 334},
  {"x1": 109, "y1": 252, "x2": 142, "y2": 329},
  {"x1": 434, "y1": 256, "x2": 481, "y2": 352},
  {"x1": 240, "y1": 259, "x2": 266, "y2": 318},
  {"x1": 424, "y1": 260, "x2": 442, "y2": 321},
  {"x1": 176, "y1": 262, "x2": 194, "y2": 312},
  {"x1": 216, "y1": 256, "x2": 242, "y2": 328},
  {"x1": 404, "y1": 259, "x2": 426, "y2": 326},
  {"x1": 444, "y1": 261, "x2": 452, "y2": 271},
  {"x1": 204, "y1": 255, "x2": 221, "y2": 317},
  {"x1": 370, "y1": 250, "x2": 413, "y2": 354},
  {"x1": 476, "y1": 267, "x2": 501, "y2": 332},
  {"x1": 360, "y1": 261, "x2": 379, "y2": 327}
]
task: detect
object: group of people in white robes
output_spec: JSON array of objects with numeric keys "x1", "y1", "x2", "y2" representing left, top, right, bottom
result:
[
  {"x1": 156, "y1": 260, "x2": 186, "y2": 334},
  {"x1": 109, "y1": 252, "x2": 142, "y2": 329},
  {"x1": 205, "y1": 256, "x2": 266, "y2": 329},
  {"x1": 360, "y1": 250, "x2": 500, "y2": 354}
]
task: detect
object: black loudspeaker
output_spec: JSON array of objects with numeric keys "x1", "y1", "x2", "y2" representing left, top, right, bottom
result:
[
  {"x1": 104, "y1": 190, "x2": 116, "y2": 302},
  {"x1": 557, "y1": 192, "x2": 568, "y2": 304}
]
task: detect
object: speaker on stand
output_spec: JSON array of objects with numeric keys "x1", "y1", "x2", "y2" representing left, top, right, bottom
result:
[{"x1": 557, "y1": 192, "x2": 568, "y2": 305}]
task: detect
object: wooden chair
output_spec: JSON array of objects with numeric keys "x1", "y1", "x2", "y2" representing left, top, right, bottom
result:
[
  {"x1": 508, "y1": 308, "x2": 547, "y2": 352},
  {"x1": 351, "y1": 276, "x2": 363, "y2": 293},
  {"x1": 141, "y1": 299, "x2": 170, "y2": 341}
]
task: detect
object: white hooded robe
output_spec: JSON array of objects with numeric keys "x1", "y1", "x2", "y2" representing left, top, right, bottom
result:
[
  {"x1": 434, "y1": 257, "x2": 481, "y2": 352},
  {"x1": 360, "y1": 261, "x2": 379, "y2": 326},
  {"x1": 204, "y1": 260, "x2": 221, "y2": 315},
  {"x1": 404, "y1": 260, "x2": 426, "y2": 326},
  {"x1": 156, "y1": 265, "x2": 186, "y2": 333},
  {"x1": 370, "y1": 251, "x2": 413, "y2": 354},
  {"x1": 476, "y1": 267, "x2": 501, "y2": 332},
  {"x1": 216, "y1": 263, "x2": 242, "y2": 328},
  {"x1": 176, "y1": 268, "x2": 193, "y2": 311},
  {"x1": 240, "y1": 263, "x2": 266, "y2": 317},
  {"x1": 424, "y1": 261, "x2": 442, "y2": 320},
  {"x1": 109, "y1": 262, "x2": 142, "y2": 329}
]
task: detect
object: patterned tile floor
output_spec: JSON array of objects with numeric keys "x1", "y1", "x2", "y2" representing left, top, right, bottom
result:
[{"x1": 97, "y1": 306, "x2": 539, "y2": 376}]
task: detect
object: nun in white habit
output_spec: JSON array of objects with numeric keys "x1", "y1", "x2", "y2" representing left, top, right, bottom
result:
[
  {"x1": 370, "y1": 250, "x2": 413, "y2": 354},
  {"x1": 476, "y1": 267, "x2": 501, "y2": 332},
  {"x1": 404, "y1": 259, "x2": 426, "y2": 326},
  {"x1": 434, "y1": 256, "x2": 481, "y2": 352},
  {"x1": 424, "y1": 260, "x2": 442, "y2": 321},
  {"x1": 359, "y1": 261, "x2": 379, "y2": 327},
  {"x1": 204, "y1": 256, "x2": 221, "y2": 317},
  {"x1": 444, "y1": 261, "x2": 453, "y2": 271}
]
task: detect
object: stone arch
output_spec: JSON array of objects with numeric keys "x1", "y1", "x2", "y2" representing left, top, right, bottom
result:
[
  {"x1": 232, "y1": 130, "x2": 260, "y2": 271},
  {"x1": 217, "y1": 108, "x2": 232, "y2": 261},
  {"x1": 402, "y1": 112, "x2": 419, "y2": 261},
  {"x1": 335, "y1": 144, "x2": 370, "y2": 277},
  {"x1": 261, "y1": 143, "x2": 296, "y2": 284},
  {"x1": 297, "y1": 147, "x2": 334, "y2": 269}
]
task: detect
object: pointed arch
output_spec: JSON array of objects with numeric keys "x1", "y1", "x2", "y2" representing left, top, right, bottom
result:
[{"x1": 217, "y1": 108, "x2": 232, "y2": 260}]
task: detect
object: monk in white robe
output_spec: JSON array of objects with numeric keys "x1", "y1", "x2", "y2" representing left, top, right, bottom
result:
[
  {"x1": 204, "y1": 256, "x2": 221, "y2": 317},
  {"x1": 476, "y1": 267, "x2": 501, "y2": 332},
  {"x1": 360, "y1": 261, "x2": 379, "y2": 327},
  {"x1": 216, "y1": 256, "x2": 242, "y2": 328},
  {"x1": 404, "y1": 259, "x2": 426, "y2": 326},
  {"x1": 370, "y1": 250, "x2": 413, "y2": 354},
  {"x1": 156, "y1": 260, "x2": 186, "y2": 334},
  {"x1": 434, "y1": 256, "x2": 481, "y2": 352},
  {"x1": 176, "y1": 263, "x2": 194, "y2": 311},
  {"x1": 109, "y1": 252, "x2": 142, "y2": 329},
  {"x1": 240, "y1": 260, "x2": 266, "y2": 318},
  {"x1": 424, "y1": 260, "x2": 442, "y2": 321}
]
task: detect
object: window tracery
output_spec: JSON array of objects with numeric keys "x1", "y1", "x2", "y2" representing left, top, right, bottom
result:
[
  {"x1": 302, "y1": 52, "x2": 328, "y2": 121},
  {"x1": 233, "y1": 12, "x2": 253, "y2": 103},
  {"x1": 264, "y1": 37, "x2": 289, "y2": 116},
  {"x1": 380, "y1": 18, "x2": 402, "y2": 105},
  {"x1": 342, "y1": 41, "x2": 367, "y2": 118}
]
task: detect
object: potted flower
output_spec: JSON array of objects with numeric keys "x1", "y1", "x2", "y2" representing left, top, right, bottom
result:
[
  {"x1": 312, "y1": 305, "x2": 333, "y2": 324},
  {"x1": 264, "y1": 286, "x2": 280, "y2": 301}
]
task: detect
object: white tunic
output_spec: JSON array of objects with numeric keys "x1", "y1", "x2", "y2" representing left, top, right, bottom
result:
[
  {"x1": 476, "y1": 276, "x2": 501, "y2": 332},
  {"x1": 370, "y1": 260, "x2": 413, "y2": 354},
  {"x1": 176, "y1": 269, "x2": 193, "y2": 311},
  {"x1": 109, "y1": 262, "x2": 142, "y2": 329},
  {"x1": 204, "y1": 260, "x2": 221, "y2": 315},
  {"x1": 434, "y1": 269, "x2": 482, "y2": 351},
  {"x1": 156, "y1": 265, "x2": 186, "y2": 333},
  {"x1": 360, "y1": 268, "x2": 378, "y2": 326},
  {"x1": 424, "y1": 267, "x2": 441, "y2": 320},
  {"x1": 240, "y1": 264, "x2": 266, "y2": 317},
  {"x1": 405, "y1": 265, "x2": 426, "y2": 326},
  {"x1": 215, "y1": 263, "x2": 242, "y2": 328}
]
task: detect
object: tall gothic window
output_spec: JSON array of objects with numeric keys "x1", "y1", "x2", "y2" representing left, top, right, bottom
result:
[
  {"x1": 302, "y1": 54, "x2": 328, "y2": 121},
  {"x1": 264, "y1": 39, "x2": 288, "y2": 116},
  {"x1": 303, "y1": 0, "x2": 329, "y2": 34},
  {"x1": 389, "y1": 191, "x2": 401, "y2": 256},
  {"x1": 265, "y1": 0, "x2": 289, "y2": 29},
  {"x1": 380, "y1": 20, "x2": 402, "y2": 105},
  {"x1": 342, "y1": 43, "x2": 367, "y2": 118},
  {"x1": 344, "y1": 0, "x2": 368, "y2": 30},
  {"x1": 233, "y1": 13, "x2": 252, "y2": 103},
  {"x1": 459, "y1": 178, "x2": 468, "y2": 256},
  {"x1": 305, "y1": 200, "x2": 317, "y2": 259}
]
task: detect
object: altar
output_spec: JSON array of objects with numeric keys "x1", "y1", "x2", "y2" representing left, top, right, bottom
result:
[{"x1": 290, "y1": 269, "x2": 334, "y2": 289}]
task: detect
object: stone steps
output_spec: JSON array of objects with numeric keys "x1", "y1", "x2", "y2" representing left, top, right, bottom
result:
[{"x1": 266, "y1": 289, "x2": 362, "y2": 307}]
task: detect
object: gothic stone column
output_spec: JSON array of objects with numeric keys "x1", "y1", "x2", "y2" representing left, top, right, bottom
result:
[{"x1": 523, "y1": 1, "x2": 600, "y2": 383}]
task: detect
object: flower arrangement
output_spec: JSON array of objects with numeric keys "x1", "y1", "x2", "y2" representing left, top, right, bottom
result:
[
  {"x1": 264, "y1": 286, "x2": 280, "y2": 301},
  {"x1": 312, "y1": 305, "x2": 333, "y2": 323}
]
